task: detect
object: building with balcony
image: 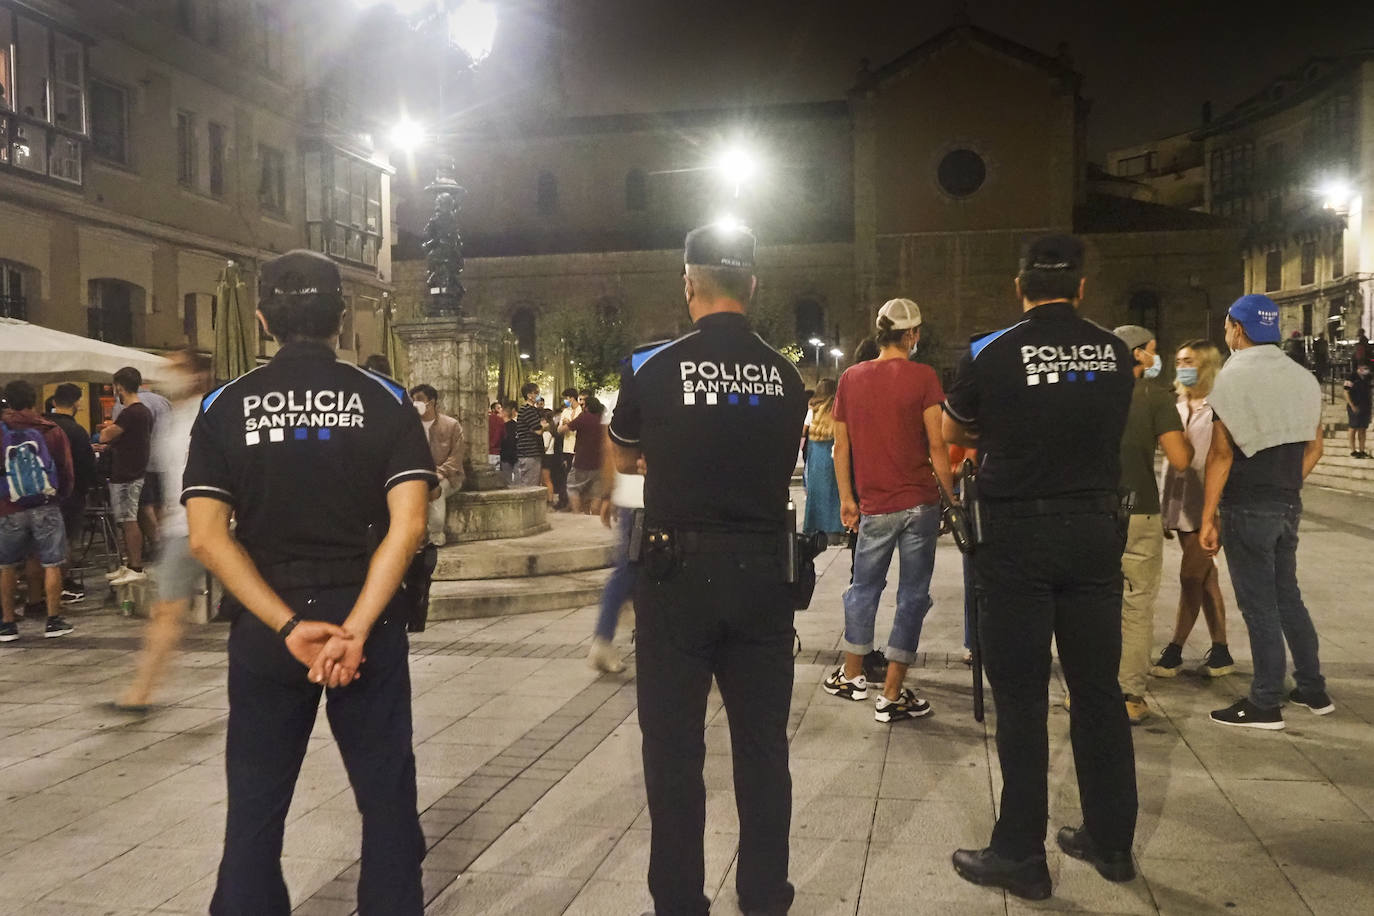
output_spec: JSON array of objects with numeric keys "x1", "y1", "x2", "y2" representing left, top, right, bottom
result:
[
  {"x1": 0, "y1": 0, "x2": 396, "y2": 378},
  {"x1": 1191, "y1": 51, "x2": 1374, "y2": 347}
]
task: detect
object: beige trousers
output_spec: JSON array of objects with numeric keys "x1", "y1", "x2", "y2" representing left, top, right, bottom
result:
[
  {"x1": 1119, "y1": 513, "x2": 1164, "y2": 697},
  {"x1": 427, "y1": 478, "x2": 453, "y2": 546}
]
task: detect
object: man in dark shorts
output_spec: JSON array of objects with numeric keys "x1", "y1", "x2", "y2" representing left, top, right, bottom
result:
[
  {"x1": 100, "y1": 367, "x2": 154, "y2": 585},
  {"x1": 1344, "y1": 365, "x2": 1371, "y2": 457},
  {"x1": 46, "y1": 383, "x2": 98, "y2": 600}
]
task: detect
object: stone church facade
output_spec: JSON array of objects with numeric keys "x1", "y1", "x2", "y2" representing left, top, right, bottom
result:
[{"x1": 393, "y1": 23, "x2": 1243, "y2": 386}]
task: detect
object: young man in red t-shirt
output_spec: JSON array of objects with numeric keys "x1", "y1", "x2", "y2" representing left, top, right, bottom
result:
[{"x1": 827, "y1": 298, "x2": 956, "y2": 721}]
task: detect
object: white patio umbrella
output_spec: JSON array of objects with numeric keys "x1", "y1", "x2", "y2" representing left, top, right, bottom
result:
[{"x1": 0, "y1": 317, "x2": 171, "y2": 385}]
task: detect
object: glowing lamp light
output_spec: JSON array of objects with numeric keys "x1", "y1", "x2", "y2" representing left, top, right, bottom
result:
[
  {"x1": 519, "y1": 352, "x2": 531, "y2": 360},
  {"x1": 713, "y1": 215, "x2": 745, "y2": 234},
  {"x1": 448, "y1": 0, "x2": 498, "y2": 62},
  {"x1": 808, "y1": 337, "x2": 825, "y2": 348},
  {"x1": 1319, "y1": 178, "x2": 1355, "y2": 212},
  {"x1": 389, "y1": 118, "x2": 426, "y2": 151},
  {"x1": 716, "y1": 147, "x2": 760, "y2": 197},
  {"x1": 829, "y1": 348, "x2": 844, "y2": 358}
]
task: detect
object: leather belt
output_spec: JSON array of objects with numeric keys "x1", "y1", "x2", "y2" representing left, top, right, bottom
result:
[
  {"x1": 985, "y1": 494, "x2": 1119, "y2": 518},
  {"x1": 672, "y1": 530, "x2": 782, "y2": 554},
  {"x1": 257, "y1": 556, "x2": 370, "y2": 591}
]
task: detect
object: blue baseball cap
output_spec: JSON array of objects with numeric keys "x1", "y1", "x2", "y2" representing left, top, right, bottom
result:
[{"x1": 1227, "y1": 294, "x2": 1281, "y2": 344}]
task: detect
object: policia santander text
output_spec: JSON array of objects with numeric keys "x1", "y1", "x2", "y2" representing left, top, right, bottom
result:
[
  {"x1": 942, "y1": 235, "x2": 1138, "y2": 901},
  {"x1": 609, "y1": 222, "x2": 807, "y2": 916},
  {"x1": 182, "y1": 250, "x2": 436, "y2": 916}
]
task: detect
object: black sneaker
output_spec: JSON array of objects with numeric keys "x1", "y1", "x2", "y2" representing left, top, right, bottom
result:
[
  {"x1": 1056, "y1": 826, "x2": 1135, "y2": 882},
  {"x1": 1149, "y1": 643, "x2": 1183, "y2": 678},
  {"x1": 1210, "y1": 698, "x2": 1284, "y2": 730},
  {"x1": 862, "y1": 649, "x2": 889, "y2": 685},
  {"x1": 44, "y1": 616, "x2": 74, "y2": 638},
  {"x1": 61, "y1": 578, "x2": 84, "y2": 603},
  {"x1": 951, "y1": 847, "x2": 1051, "y2": 900},
  {"x1": 1200, "y1": 645, "x2": 1236, "y2": 677},
  {"x1": 0, "y1": 621, "x2": 17, "y2": 642},
  {"x1": 875, "y1": 686, "x2": 932, "y2": 723},
  {"x1": 822, "y1": 665, "x2": 868, "y2": 701},
  {"x1": 1287, "y1": 687, "x2": 1335, "y2": 716}
]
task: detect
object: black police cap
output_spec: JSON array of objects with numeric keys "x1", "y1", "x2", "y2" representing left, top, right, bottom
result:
[
  {"x1": 1019, "y1": 234, "x2": 1085, "y2": 274},
  {"x1": 684, "y1": 221, "x2": 756, "y2": 270},
  {"x1": 259, "y1": 249, "x2": 344, "y2": 299}
]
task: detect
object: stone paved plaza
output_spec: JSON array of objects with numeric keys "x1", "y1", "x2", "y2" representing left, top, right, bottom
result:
[{"x1": 1, "y1": 486, "x2": 1372, "y2": 915}]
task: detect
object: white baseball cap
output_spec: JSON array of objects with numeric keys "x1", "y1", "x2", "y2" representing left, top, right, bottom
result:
[{"x1": 877, "y1": 298, "x2": 922, "y2": 330}]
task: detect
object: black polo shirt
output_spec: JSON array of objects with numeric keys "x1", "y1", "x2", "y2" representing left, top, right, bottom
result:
[
  {"x1": 609, "y1": 312, "x2": 807, "y2": 532},
  {"x1": 181, "y1": 341, "x2": 437, "y2": 566},
  {"x1": 943, "y1": 300, "x2": 1134, "y2": 500}
]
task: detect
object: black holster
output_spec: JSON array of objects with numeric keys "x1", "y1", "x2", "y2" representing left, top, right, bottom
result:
[{"x1": 401, "y1": 543, "x2": 439, "y2": 632}]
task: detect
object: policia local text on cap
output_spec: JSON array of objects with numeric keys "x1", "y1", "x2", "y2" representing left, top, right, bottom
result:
[{"x1": 182, "y1": 249, "x2": 437, "y2": 915}]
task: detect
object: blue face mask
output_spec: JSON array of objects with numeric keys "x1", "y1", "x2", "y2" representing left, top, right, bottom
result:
[
  {"x1": 1176, "y1": 366, "x2": 1199, "y2": 388},
  {"x1": 1143, "y1": 352, "x2": 1162, "y2": 379}
]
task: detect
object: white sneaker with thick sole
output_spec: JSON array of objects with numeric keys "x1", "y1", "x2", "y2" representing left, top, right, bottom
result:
[
  {"x1": 823, "y1": 665, "x2": 868, "y2": 701},
  {"x1": 110, "y1": 568, "x2": 148, "y2": 587},
  {"x1": 104, "y1": 566, "x2": 132, "y2": 581}
]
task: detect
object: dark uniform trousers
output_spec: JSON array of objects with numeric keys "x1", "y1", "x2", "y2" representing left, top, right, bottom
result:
[
  {"x1": 635, "y1": 550, "x2": 796, "y2": 916},
  {"x1": 210, "y1": 587, "x2": 424, "y2": 916},
  {"x1": 975, "y1": 509, "x2": 1138, "y2": 860}
]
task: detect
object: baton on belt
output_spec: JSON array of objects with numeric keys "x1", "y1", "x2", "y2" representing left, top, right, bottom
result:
[{"x1": 935, "y1": 459, "x2": 984, "y2": 723}]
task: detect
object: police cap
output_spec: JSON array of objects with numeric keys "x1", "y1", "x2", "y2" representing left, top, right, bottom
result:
[
  {"x1": 1018, "y1": 234, "x2": 1085, "y2": 275},
  {"x1": 684, "y1": 221, "x2": 756, "y2": 270},
  {"x1": 259, "y1": 249, "x2": 343, "y2": 300}
]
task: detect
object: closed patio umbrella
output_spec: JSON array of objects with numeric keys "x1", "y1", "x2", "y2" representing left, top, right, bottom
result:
[{"x1": 213, "y1": 262, "x2": 254, "y2": 384}]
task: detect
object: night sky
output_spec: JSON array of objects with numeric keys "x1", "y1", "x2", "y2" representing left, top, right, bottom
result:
[{"x1": 434, "y1": 0, "x2": 1374, "y2": 161}]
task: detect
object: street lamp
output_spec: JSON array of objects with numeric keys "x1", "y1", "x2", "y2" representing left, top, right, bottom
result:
[
  {"x1": 389, "y1": 117, "x2": 427, "y2": 152},
  {"x1": 1318, "y1": 178, "x2": 1355, "y2": 213},
  {"x1": 808, "y1": 336, "x2": 824, "y2": 367},
  {"x1": 716, "y1": 146, "x2": 759, "y2": 199},
  {"x1": 829, "y1": 347, "x2": 843, "y2": 370}
]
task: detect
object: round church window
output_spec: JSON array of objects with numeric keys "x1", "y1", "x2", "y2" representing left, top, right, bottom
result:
[{"x1": 937, "y1": 149, "x2": 987, "y2": 199}]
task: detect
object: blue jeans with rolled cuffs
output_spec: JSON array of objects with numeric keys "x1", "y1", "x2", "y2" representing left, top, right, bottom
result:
[
  {"x1": 841, "y1": 503, "x2": 940, "y2": 665},
  {"x1": 1220, "y1": 500, "x2": 1326, "y2": 709}
]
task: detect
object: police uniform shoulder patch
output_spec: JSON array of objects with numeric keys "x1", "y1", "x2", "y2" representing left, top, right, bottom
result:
[
  {"x1": 969, "y1": 321, "x2": 1029, "y2": 360},
  {"x1": 346, "y1": 362, "x2": 406, "y2": 403},
  {"x1": 200, "y1": 366, "x2": 264, "y2": 414},
  {"x1": 631, "y1": 333, "x2": 698, "y2": 374}
]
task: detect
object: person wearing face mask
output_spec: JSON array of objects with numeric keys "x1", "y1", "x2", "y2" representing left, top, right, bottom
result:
[
  {"x1": 409, "y1": 384, "x2": 465, "y2": 547},
  {"x1": 1153, "y1": 340, "x2": 1234, "y2": 679},
  {"x1": 1343, "y1": 363, "x2": 1371, "y2": 458},
  {"x1": 1110, "y1": 325, "x2": 1193, "y2": 726}
]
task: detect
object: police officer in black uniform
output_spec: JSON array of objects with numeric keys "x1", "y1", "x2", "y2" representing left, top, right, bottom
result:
[
  {"x1": 610, "y1": 222, "x2": 806, "y2": 916},
  {"x1": 941, "y1": 235, "x2": 1138, "y2": 900},
  {"x1": 182, "y1": 250, "x2": 436, "y2": 915}
]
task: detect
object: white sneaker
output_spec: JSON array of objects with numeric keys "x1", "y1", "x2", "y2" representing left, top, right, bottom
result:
[
  {"x1": 104, "y1": 566, "x2": 132, "y2": 581},
  {"x1": 823, "y1": 665, "x2": 869, "y2": 701},
  {"x1": 110, "y1": 568, "x2": 148, "y2": 587},
  {"x1": 588, "y1": 636, "x2": 625, "y2": 674}
]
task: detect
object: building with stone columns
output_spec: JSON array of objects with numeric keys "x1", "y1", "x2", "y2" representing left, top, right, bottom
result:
[{"x1": 393, "y1": 22, "x2": 1243, "y2": 386}]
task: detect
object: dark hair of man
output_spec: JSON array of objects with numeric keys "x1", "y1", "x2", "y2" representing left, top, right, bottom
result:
[
  {"x1": 172, "y1": 347, "x2": 211, "y2": 376},
  {"x1": 874, "y1": 315, "x2": 913, "y2": 349},
  {"x1": 258, "y1": 291, "x2": 345, "y2": 343},
  {"x1": 561, "y1": 387, "x2": 578, "y2": 399},
  {"x1": 689, "y1": 265, "x2": 753, "y2": 304},
  {"x1": 585, "y1": 396, "x2": 605, "y2": 415},
  {"x1": 52, "y1": 383, "x2": 83, "y2": 408},
  {"x1": 502, "y1": 399, "x2": 518, "y2": 411},
  {"x1": 578, "y1": 388, "x2": 593, "y2": 398},
  {"x1": 520, "y1": 381, "x2": 539, "y2": 399},
  {"x1": 364, "y1": 354, "x2": 392, "y2": 376},
  {"x1": 1018, "y1": 268, "x2": 1082, "y2": 303},
  {"x1": 3, "y1": 380, "x2": 36, "y2": 410},
  {"x1": 853, "y1": 337, "x2": 880, "y2": 363},
  {"x1": 490, "y1": 401, "x2": 500, "y2": 410},
  {"x1": 410, "y1": 384, "x2": 438, "y2": 402},
  {"x1": 113, "y1": 366, "x2": 142, "y2": 393}
]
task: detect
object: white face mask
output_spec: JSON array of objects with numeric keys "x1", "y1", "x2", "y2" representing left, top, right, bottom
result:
[{"x1": 414, "y1": 401, "x2": 428, "y2": 416}]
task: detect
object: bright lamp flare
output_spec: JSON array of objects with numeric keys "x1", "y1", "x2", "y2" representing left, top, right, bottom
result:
[
  {"x1": 389, "y1": 118, "x2": 426, "y2": 151},
  {"x1": 829, "y1": 348, "x2": 844, "y2": 357},
  {"x1": 1319, "y1": 178, "x2": 1354, "y2": 211},
  {"x1": 713, "y1": 215, "x2": 745, "y2": 234},
  {"x1": 448, "y1": 0, "x2": 498, "y2": 62},
  {"x1": 716, "y1": 147, "x2": 759, "y2": 187}
]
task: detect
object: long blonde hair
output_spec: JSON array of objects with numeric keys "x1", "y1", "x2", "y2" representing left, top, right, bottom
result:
[
  {"x1": 1175, "y1": 339, "x2": 1223, "y2": 398},
  {"x1": 809, "y1": 377, "x2": 837, "y2": 441}
]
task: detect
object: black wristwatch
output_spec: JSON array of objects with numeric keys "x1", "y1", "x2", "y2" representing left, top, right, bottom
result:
[{"x1": 278, "y1": 615, "x2": 302, "y2": 641}]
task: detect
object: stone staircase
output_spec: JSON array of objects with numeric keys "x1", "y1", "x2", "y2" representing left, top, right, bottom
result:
[
  {"x1": 1310, "y1": 399, "x2": 1374, "y2": 495},
  {"x1": 427, "y1": 514, "x2": 616, "y2": 621}
]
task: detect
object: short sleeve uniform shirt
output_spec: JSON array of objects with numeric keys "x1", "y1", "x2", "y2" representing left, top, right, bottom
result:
[
  {"x1": 181, "y1": 341, "x2": 437, "y2": 567},
  {"x1": 609, "y1": 312, "x2": 806, "y2": 531},
  {"x1": 943, "y1": 301, "x2": 1134, "y2": 500}
]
